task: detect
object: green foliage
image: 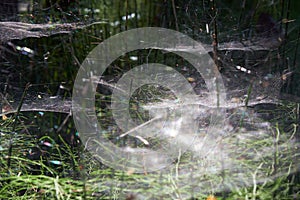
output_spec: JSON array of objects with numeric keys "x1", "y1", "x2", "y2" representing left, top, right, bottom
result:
[{"x1": 1, "y1": 0, "x2": 300, "y2": 199}]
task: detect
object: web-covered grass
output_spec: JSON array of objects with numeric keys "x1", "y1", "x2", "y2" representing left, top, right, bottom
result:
[{"x1": 1, "y1": 0, "x2": 300, "y2": 199}]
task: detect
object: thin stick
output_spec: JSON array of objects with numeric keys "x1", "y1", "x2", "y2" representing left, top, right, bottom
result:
[
  {"x1": 171, "y1": 0, "x2": 179, "y2": 31},
  {"x1": 125, "y1": 0, "x2": 129, "y2": 31},
  {"x1": 292, "y1": 27, "x2": 300, "y2": 68},
  {"x1": 12, "y1": 83, "x2": 31, "y2": 131},
  {"x1": 133, "y1": 0, "x2": 138, "y2": 28},
  {"x1": 119, "y1": 116, "x2": 161, "y2": 138},
  {"x1": 211, "y1": 0, "x2": 219, "y2": 69},
  {"x1": 7, "y1": 83, "x2": 31, "y2": 173},
  {"x1": 280, "y1": 0, "x2": 285, "y2": 34},
  {"x1": 238, "y1": 0, "x2": 246, "y2": 29},
  {"x1": 284, "y1": 0, "x2": 291, "y2": 40},
  {"x1": 56, "y1": 110, "x2": 72, "y2": 133}
]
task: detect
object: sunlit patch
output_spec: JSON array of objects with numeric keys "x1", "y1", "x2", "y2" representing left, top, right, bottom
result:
[
  {"x1": 135, "y1": 135, "x2": 149, "y2": 145},
  {"x1": 38, "y1": 112, "x2": 44, "y2": 116},
  {"x1": 2, "y1": 104, "x2": 13, "y2": 113},
  {"x1": 129, "y1": 56, "x2": 138, "y2": 61},
  {"x1": 8, "y1": 42, "x2": 35, "y2": 57},
  {"x1": 41, "y1": 141, "x2": 53, "y2": 147},
  {"x1": 49, "y1": 160, "x2": 62, "y2": 165},
  {"x1": 206, "y1": 23, "x2": 209, "y2": 33},
  {"x1": 2, "y1": 115, "x2": 8, "y2": 120},
  {"x1": 126, "y1": 168, "x2": 135, "y2": 175},
  {"x1": 187, "y1": 77, "x2": 196, "y2": 82},
  {"x1": 206, "y1": 195, "x2": 217, "y2": 200},
  {"x1": 236, "y1": 65, "x2": 251, "y2": 74}
]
